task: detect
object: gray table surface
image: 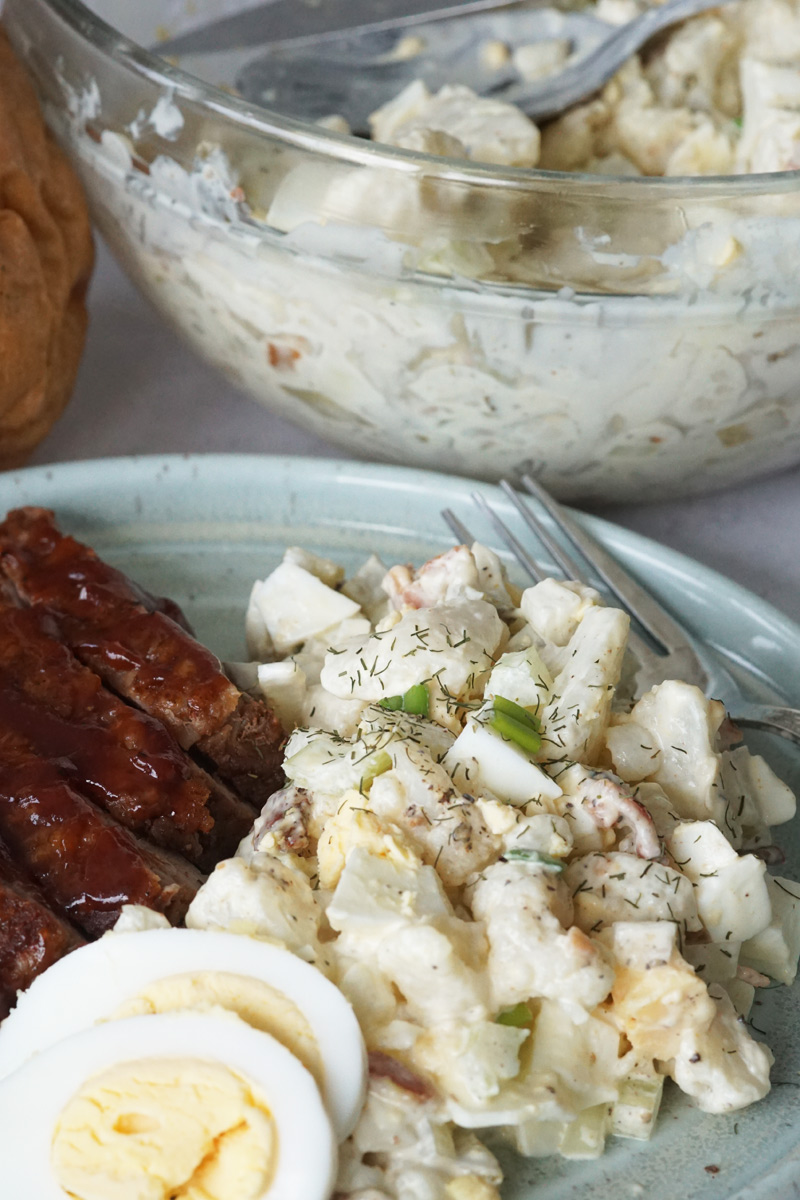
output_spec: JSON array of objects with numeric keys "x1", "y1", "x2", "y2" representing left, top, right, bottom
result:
[{"x1": 30, "y1": 240, "x2": 800, "y2": 626}]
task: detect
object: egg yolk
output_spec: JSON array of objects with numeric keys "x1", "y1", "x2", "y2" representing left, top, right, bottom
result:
[
  {"x1": 110, "y1": 971, "x2": 324, "y2": 1094},
  {"x1": 51, "y1": 1058, "x2": 276, "y2": 1200}
]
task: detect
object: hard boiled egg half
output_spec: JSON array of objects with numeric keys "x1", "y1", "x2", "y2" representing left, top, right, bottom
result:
[
  {"x1": 0, "y1": 928, "x2": 366, "y2": 1142},
  {"x1": 0, "y1": 1011, "x2": 335, "y2": 1200}
]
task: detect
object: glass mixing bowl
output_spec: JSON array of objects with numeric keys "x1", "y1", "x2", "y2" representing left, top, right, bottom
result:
[{"x1": 7, "y1": 0, "x2": 800, "y2": 501}]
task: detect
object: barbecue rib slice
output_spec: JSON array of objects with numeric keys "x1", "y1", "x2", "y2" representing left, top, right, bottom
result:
[
  {"x1": 0, "y1": 838, "x2": 84, "y2": 1020},
  {"x1": 0, "y1": 710, "x2": 202, "y2": 937},
  {"x1": 0, "y1": 603, "x2": 253, "y2": 869},
  {"x1": 0, "y1": 508, "x2": 285, "y2": 805}
]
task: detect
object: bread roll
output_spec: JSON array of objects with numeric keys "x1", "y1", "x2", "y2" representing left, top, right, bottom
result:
[{"x1": 0, "y1": 28, "x2": 94, "y2": 466}]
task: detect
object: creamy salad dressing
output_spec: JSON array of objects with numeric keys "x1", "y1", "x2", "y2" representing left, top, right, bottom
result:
[{"x1": 180, "y1": 541, "x2": 800, "y2": 1200}]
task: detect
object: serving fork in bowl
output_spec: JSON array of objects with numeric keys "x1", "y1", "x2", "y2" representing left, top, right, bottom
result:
[
  {"x1": 443, "y1": 475, "x2": 800, "y2": 746},
  {"x1": 156, "y1": 0, "x2": 736, "y2": 128}
]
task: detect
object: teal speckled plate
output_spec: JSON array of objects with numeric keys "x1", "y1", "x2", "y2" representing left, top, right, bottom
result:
[{"x1": 2, "y1": 453, "x2": 799, "y2": 1200}]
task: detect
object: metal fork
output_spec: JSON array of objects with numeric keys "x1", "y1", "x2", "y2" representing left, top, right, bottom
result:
[{"x1": 443, "y1": 476, "x2": 800, "y2": 745}]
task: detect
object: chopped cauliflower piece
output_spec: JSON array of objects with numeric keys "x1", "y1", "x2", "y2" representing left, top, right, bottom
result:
[
  {"x1": 605, "y1": 718, "x2": 662, "y2": 782},
  {"x1": 469, "y1": 861, "x2": 614, "y2": 1020},
  {"x1": 669, "y1": 984, "x2": 773, "y2": 1113},
  {"x1": 341, "y1": 554, "x2": 391, "y2": 625},
  {"x1": 519, "y1": 579, "x2": 601, "y2": 648},
  {"x1": 513, "y1": 39, "x2": 570, "y2": 81},
  {"x1": 721, "y1": 745, "x2": 797, "y2": 831},
  {"x1": 110, "y1": 905, "x2": 171, "y2": 935},
  {"x1": 539, "y1": 607, "x2": 629, "y2": 765},
  {"x1": 484, "y1": 646, "x2": 553, "y2": 713},
  {"x1": 565, "y1": 851, "x2": 700, "y2": 935},
  {"x1": 186, "y1": 855, "x2": 328, "y2": 968},
  {"x1": 371, "y1": 83, "x2": 541, "y2": 168},
  {"x1": 621, "y1": 682, "x2": 730, "y2": 829},
  {"x1": 319, "y1": 599, "x2": 507, "y2": 730}
]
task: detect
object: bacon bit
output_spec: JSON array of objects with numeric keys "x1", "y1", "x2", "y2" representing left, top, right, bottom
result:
[
  {"x1": 85, "y1": 124, "x2": 102, "y2": 144},
  {"x1": 704, "y1": 1165, "x2": 720, "y2": 1175},
  {"x1": 229, "y1": 186, "x2": 246, "y2": 203},
  {"x1": 132, "y1": 156, "x2": 151, "y2": 177},
  {"x1": 368, "y1": 1051, "x2": 435, "y2": 1101},
  {"x1": 577, "y1": 771, "x2": 661, "y2": 860},
  {"x1": 252, "y1": 785, "x2": 312, "y2": 856},
  {"x1": 383, "y1": 546, "x2": 475, "y2": 611},
  {"x1": 736, "y1": 964, "x2": 770, "y2": 988},
  {"x1": 718, "y1": 716, "x2": 744, "y2": 750},
  {"x1": 267, "y1": 343, "x2": 301, "y2": 370},
  {"x1": 752, "y1": 844, "x2": 786, "y2": 866}
]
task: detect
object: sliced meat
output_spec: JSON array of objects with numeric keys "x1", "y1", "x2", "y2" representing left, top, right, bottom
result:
[
  {"x1": 0, "y1": 604, "x2": 252, "y2": 868},
  {"x1": 0, "y1": 838, "x2": 84, "y2": 1020},
  {"x1": 0, "y1": 507, "x2": 285, "y2": 801},
  {"x1": 0, "y1": 718, "x2": 201, "y2": 937},
  {"x1": 197, "y1": 693, "x2": 288, "y2": 805}
]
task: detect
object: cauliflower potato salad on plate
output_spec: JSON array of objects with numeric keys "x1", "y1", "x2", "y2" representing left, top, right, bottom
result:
[{"x1": 186, "y1": 540, "x2": 800, "y2": 1200}]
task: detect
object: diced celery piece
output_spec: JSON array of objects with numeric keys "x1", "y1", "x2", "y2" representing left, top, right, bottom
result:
[
  {"x1": 559, "y1": 1103, "x2": 612, "y2": 1159},
  {"x1": 611, "y1": 1073, "x2": 664, "y2": 1141}
]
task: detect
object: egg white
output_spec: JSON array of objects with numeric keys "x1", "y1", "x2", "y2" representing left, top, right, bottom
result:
[
  {"x1": 0, "y1": 1011, "x2": 336, "y2": 1200},
  {"x1": 0, "y1": 928, "x2": 366, "y2": 1139}
]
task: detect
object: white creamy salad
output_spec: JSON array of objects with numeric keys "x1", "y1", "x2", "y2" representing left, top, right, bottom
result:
[
  {"x1": 365, "y1": 0, "x2": 800, "y2": 176},
  {"x1": 182, "y1": 541, "x2": 800, "y2": 1200},
  {"x1": 43, "y1": 0, "x2": 800, "y2": 502}
]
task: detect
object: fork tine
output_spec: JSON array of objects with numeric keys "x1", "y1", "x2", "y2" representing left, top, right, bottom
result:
[
  {"x1": 442, "y1": 508, "x2": 475, "y2": 546},
  {"x1": 520, "y1": 473, "x2": 694, "y2": 654},
  {"x1": 499, "y1": 479, "x2": 584, "y2": 581},
  {"x1": 470, "y1": 492, "x2": 545, "y2": 583}
]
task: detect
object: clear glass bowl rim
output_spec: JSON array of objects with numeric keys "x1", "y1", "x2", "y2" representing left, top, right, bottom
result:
[{"x1": 33, "y1": 0, "x2": 800, "y2": 197}]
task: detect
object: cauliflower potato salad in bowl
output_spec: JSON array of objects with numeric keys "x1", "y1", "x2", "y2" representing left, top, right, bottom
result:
[
  {"x1": 10, "y1": 0, "x2": 800, "y2": 502},
  {"x1": 177, "y1": 538, "x2": 800, "y2": 1199}
]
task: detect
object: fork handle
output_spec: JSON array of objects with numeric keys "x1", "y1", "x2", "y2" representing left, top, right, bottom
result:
[{"x1": 733, "y1": 702, "x2": 800, "y2": 746}]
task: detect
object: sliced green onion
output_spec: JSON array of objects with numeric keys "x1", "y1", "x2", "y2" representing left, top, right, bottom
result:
[
  {"x1": 379, "y1": 685, "x2": 429, "y2": 717},
  {"x1": 402, "y1": 684, "x2": 429, "y2": 716},
  {"x1": 496, "y1": 1002, "x2": 533, "y2": 1028},
  {"x1": 360, "y1": 750, "x2": 393, "y2": 790},
  {"x1": 490, "y1": 710, "x2": 542, "y2": 755},
  {"x1": 492, "y1": 695, "x2": 541, "y2": 731},
  {"x1": 505, "y1": 848, "x2": 564, "y2": 872}
]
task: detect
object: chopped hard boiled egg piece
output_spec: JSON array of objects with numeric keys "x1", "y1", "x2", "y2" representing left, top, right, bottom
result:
[
  {"x1": 740, "y1": 875, "x2": 800, "y2": 986},
  {"x1": 444, "y1": 716, "x2": 562, "y2": 806},
  {"x1": 667, "y1": 821, "x2": 771, "y2": 943},
  {"x1": 0, "y1": 1012, "x2": 336, "y2": 1200},
  {"x1": 248, "y1": 560, "x2": 361, "y2": 656}
]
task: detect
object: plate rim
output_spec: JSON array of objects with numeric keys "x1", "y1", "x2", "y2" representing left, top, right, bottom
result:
[{"x1": 7, "y1": 451, "x2": 800, "y2": 664}]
